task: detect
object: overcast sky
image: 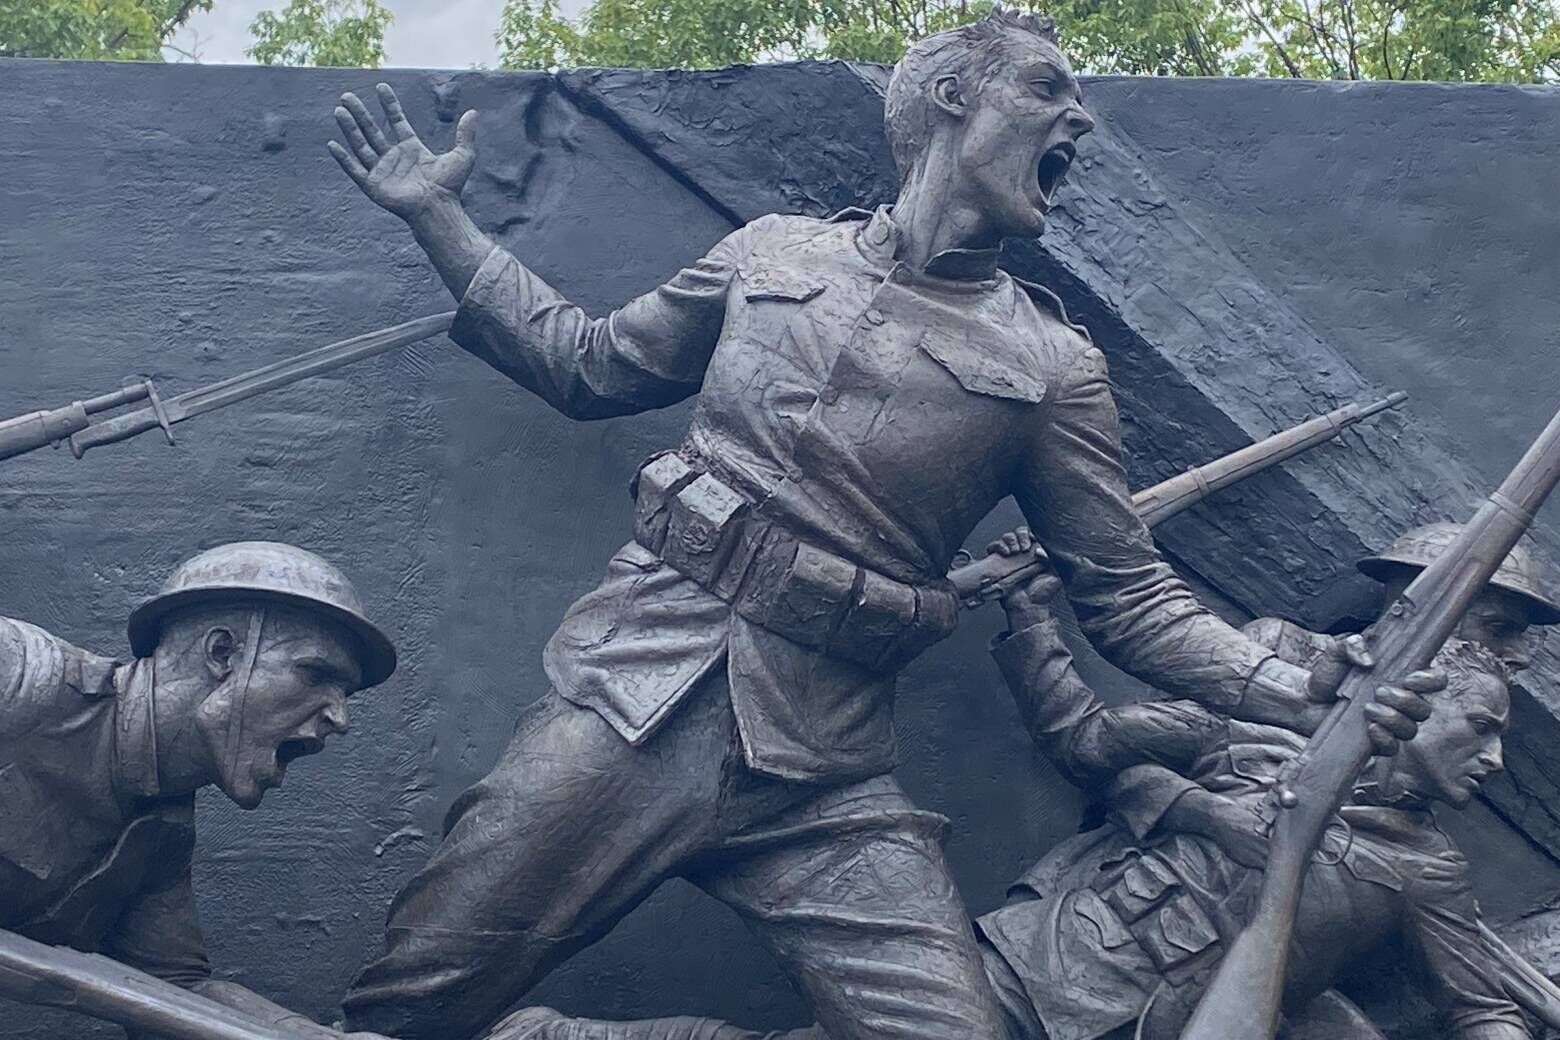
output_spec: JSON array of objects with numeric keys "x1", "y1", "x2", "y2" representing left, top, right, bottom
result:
[{"x1": 166, "y1": 0, "x2": 565, "y2": 68}]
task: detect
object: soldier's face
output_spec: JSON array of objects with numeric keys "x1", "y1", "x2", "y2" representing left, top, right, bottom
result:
[
  {"x1": 952, "y1": 35, "x2": 1093, "y2": 240},
  {"x1": 199, "y1": 610, "x2": 361, "y2": 810},
  {"x1": 1456, "y1": 588, "x2": 1533, "y2": 671},
  {"x1": 1396, "y1": 671, "x2": 1508, "y2": 808}
]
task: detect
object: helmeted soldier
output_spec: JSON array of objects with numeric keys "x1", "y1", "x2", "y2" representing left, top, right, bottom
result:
[
  {"x1": 0, "y1": 541, "x2": 396, "y2": 1039},
  {"x1": 326, "y1": 10, "x2": 1427, "y2": 1040}
]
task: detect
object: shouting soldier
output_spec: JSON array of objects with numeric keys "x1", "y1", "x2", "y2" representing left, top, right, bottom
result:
[
  {"x1": 327, "y1": 11, "x2": 1427, "y2": 1040},
  {"x1": 0, "y1": 542, "x2": 397, "y2": 1039}
]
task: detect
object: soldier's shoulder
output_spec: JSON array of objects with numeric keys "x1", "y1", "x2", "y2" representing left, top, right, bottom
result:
[
  {"x1": 0, "y1": 617, "x2": 111, "y2": 723},
  {"x1": 1009, "y1": 276, "x2": 1099, "y2": 382},
  {"x1": 744, "y1": 209, "x2": 851, "y2": 241},
  {"x1": 1013, "y1": 276, "x2": 1093, "y2": 342}
]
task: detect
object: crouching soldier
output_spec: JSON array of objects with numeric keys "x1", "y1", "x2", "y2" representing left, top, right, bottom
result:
[{"x1": 0, "y1": 541, "x2": 397, "y2": 1039}]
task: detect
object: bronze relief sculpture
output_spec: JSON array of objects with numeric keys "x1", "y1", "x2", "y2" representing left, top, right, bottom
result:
[{"x1": 1, "y1": 9, "x2": 1558, "y2": 1040}]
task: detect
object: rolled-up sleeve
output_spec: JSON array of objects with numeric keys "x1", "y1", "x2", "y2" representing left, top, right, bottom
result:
[
  {"x1": 1015, "y1": 346, "x2": 1281, "y2": 711},
  {"x1": 448, "y1": 220, "x2": 755, "y2": 420}
]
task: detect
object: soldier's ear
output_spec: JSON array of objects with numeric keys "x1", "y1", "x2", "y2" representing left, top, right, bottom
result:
[
  {"x1": 203, "y1": 626, "x2": 238, "y2": 681},
  {"x1": 932, "y1": 74, "x2": 968, "y2": 119}
]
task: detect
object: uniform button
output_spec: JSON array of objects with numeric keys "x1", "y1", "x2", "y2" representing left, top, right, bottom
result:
[
  {"x1": 864, "y1": 308, "x2": 885, "y2": 326},
  {"x1": 820, "y1": 386, "x2": 839, "y2": 405}
]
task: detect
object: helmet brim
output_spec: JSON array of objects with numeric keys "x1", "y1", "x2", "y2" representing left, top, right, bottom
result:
[
  {"x1": 1358, "y1": 555, "x2": 1560, "y2": 626},
  {"x1": 126, "y1": 586, "x2": 398, "y2": 689}
]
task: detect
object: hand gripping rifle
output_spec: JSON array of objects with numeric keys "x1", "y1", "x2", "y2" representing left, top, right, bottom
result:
[
  {"x1": 0, "y1": 312, "x2": 456, "y2": 464},
  {"x1": 948, "y1": 392, "x2": 1408, "y2": 608},
  {"x1": 0, "y1": 927, "x2": 319, "y2": 1040},
  {"x1": 1179, "y1": 401, "x2": 1560, "y2": 1040}
]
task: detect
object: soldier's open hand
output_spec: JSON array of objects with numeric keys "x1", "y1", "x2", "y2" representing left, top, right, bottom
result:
[{"x1": 329, "y1": 84, "x2": 477, "y2": 220}]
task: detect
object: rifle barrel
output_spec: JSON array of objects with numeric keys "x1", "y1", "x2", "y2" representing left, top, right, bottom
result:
[
  {"x1": 0, "y1": 929, "x2": 303, "y2": 1040},
  {"x1": 63, "y1": 312, "x2": 457, "y2": 459},
  {"x1": 1180, "y1": 402, "x2": 1560, "y2": 1040}
]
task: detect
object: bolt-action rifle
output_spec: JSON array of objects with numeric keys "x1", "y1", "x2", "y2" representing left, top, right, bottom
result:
[
  {"x1": 948, "y1": 392, "x2": 1409, "y2": 607},
  {"x1": 0, "y1": 312, "x2": 456, "y2": 464},
  {"x1": 0, "y1": 927, "x2": 317, "y2": 1040},
  {"x1": 1178, "y1": 400, "x2": 1560, "y2": 1040}
]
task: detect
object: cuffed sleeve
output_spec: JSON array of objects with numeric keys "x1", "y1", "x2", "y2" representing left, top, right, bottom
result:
[
  {"x1": 448, "y1": 221, "x2": 753, "y2": 420},
  {"x1": 1015, "y1": 346, "x2": 1280, "y2": 713},
  {"x1": 1109, "y1": 764, "x2": 1205, "y2": 842}
]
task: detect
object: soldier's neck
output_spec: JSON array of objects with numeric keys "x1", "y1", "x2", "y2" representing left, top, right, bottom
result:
[
  {"x1": 893, "y1": 160, "x2": 998, "y2": 270},
  {"x1": 149, "y1": 665, "x2": 224, "y2": 797}
]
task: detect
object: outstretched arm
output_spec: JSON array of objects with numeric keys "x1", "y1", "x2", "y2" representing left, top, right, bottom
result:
[
  {"x1": 1013, "y1": 348, "x2": 1428, "y2": 750},
  {"x1": 330, "y1": 84, "x2": 742, "y2": 420}
]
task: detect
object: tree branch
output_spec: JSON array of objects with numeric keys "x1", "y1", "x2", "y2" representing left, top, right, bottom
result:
[{"x1": 1240, "y1": 0, "x2": 1303, "y2": 77}]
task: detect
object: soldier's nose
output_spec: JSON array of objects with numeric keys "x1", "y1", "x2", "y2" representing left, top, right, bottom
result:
[
  {"x1": 322, "y1": 696, "x2": 350, "y2": 735},
  {"x1": 1066, "y1": 106, "x2": 1094, "y2": 137}
]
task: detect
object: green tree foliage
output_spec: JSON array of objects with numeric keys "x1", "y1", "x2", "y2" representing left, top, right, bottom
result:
[
  {"x1": 495, "y1": 0, "x2": 1560, "y2": 81},
  {"x1": 0, "y1": 0, "x2": 210, "y2": 59},
  {"x1": 247, "y1": 0, "x2": 392, "y2": 67}
]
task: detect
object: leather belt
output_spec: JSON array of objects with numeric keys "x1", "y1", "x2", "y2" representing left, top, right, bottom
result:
[{"x1": 631, "y1": 451, "x2": 958, "y2": 672}]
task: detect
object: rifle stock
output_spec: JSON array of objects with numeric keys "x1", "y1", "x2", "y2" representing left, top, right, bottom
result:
[
  {"x1": 1179, "y1": 403, "x2": 1560, "y2": 1040},
  {"x1": 948, "y1": 392, "x2": 1407, "y2": 607}
]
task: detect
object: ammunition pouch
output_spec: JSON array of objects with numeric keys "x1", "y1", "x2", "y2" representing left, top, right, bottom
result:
[
  {"x1": 631, "y1": 452, "x2": 958, "y2": 672},
  {"x1": 1091, "y1": 849, "x2": 1222, "y2": 985}
]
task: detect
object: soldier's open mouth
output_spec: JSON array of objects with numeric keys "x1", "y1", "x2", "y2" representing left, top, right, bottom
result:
[
  {"x1": 1037, "y1": 142, "x2": 1076, "y2": 204},
  {"x1": 277, "y1": 736, "x2": 325, "y2": 766}
]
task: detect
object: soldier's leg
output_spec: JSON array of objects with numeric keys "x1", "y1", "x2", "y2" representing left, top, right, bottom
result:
[
  {"x1": 697, "y1": 774, "x2": 1011, "y2": 1040},
  {"x1": 342, "y1": 680, "x2": 736, "y2": 1040}
]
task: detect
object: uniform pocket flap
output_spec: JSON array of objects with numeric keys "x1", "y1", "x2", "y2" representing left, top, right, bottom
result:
[{"x1": 919, "y1": 331, "x2": 1048, "y2": 403}]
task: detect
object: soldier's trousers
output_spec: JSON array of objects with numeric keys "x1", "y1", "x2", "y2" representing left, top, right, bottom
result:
[{"x1": 341, "y1": 670, "x2": 1007, "y2": 1040}]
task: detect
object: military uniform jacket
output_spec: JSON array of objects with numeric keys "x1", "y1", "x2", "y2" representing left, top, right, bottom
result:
[
  {"x1": 0, "y1": 617, "x2": 209, "y2": 986},
  {"x1": 451, "y1": 206, "x2": 1282, "y2": 783}
]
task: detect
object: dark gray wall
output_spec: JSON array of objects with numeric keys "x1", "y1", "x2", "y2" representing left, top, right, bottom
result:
[{"x1": 1, "y1": 58, "x2": 1558, "y2": 1039}]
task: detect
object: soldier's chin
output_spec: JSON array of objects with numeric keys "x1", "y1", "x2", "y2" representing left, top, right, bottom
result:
[
  {"x1": 219, "y1": 765, "x2": 270, "y2": 810},
  {"x1": 1444, "y1": 776, "x2": 1480, "y2": 806}
]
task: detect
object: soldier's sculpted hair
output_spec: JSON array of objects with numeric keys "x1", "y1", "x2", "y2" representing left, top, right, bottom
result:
[
  {"x1": 1434, "y1": 636, "x2": 1512, "y2": 701},
  {"x1": 884, "y1": 7, "x2": 1062, "y2": 180}
]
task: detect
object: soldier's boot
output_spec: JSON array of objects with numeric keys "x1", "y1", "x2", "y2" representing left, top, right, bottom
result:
[{"x1": 486, "y1": 1007, "x2": 815, "y2": 1040}]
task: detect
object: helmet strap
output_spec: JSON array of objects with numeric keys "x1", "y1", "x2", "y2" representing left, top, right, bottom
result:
[{"x1": 214, "y1": 607, "x2": 267, "y2": 780}]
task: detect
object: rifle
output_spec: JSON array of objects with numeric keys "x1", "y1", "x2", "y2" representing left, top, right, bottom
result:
[
  {"x1": 1179, "y1": 402, "x2": 1560, "y2": 1040},
  {"x1": 1481, "y1": 922, "x2": 1560, "y2": 1029},
  {"x1": 0, "y1": 312, "x2": 456, "y2": 464},
  {"x1": 0, "y1": 927, "x2": 315, "y2": 1040},
  {"x1": 948, "y1": 392, "x2": 1408, "y2": 607}
]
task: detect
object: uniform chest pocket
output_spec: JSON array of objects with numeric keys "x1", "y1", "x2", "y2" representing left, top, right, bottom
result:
[
  {"x1": 738, "y1": 262, "x2": 826, "y2": 303},
  {"x1": 919, "y1": 329, "x2": 1048, "y2": 403}
]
